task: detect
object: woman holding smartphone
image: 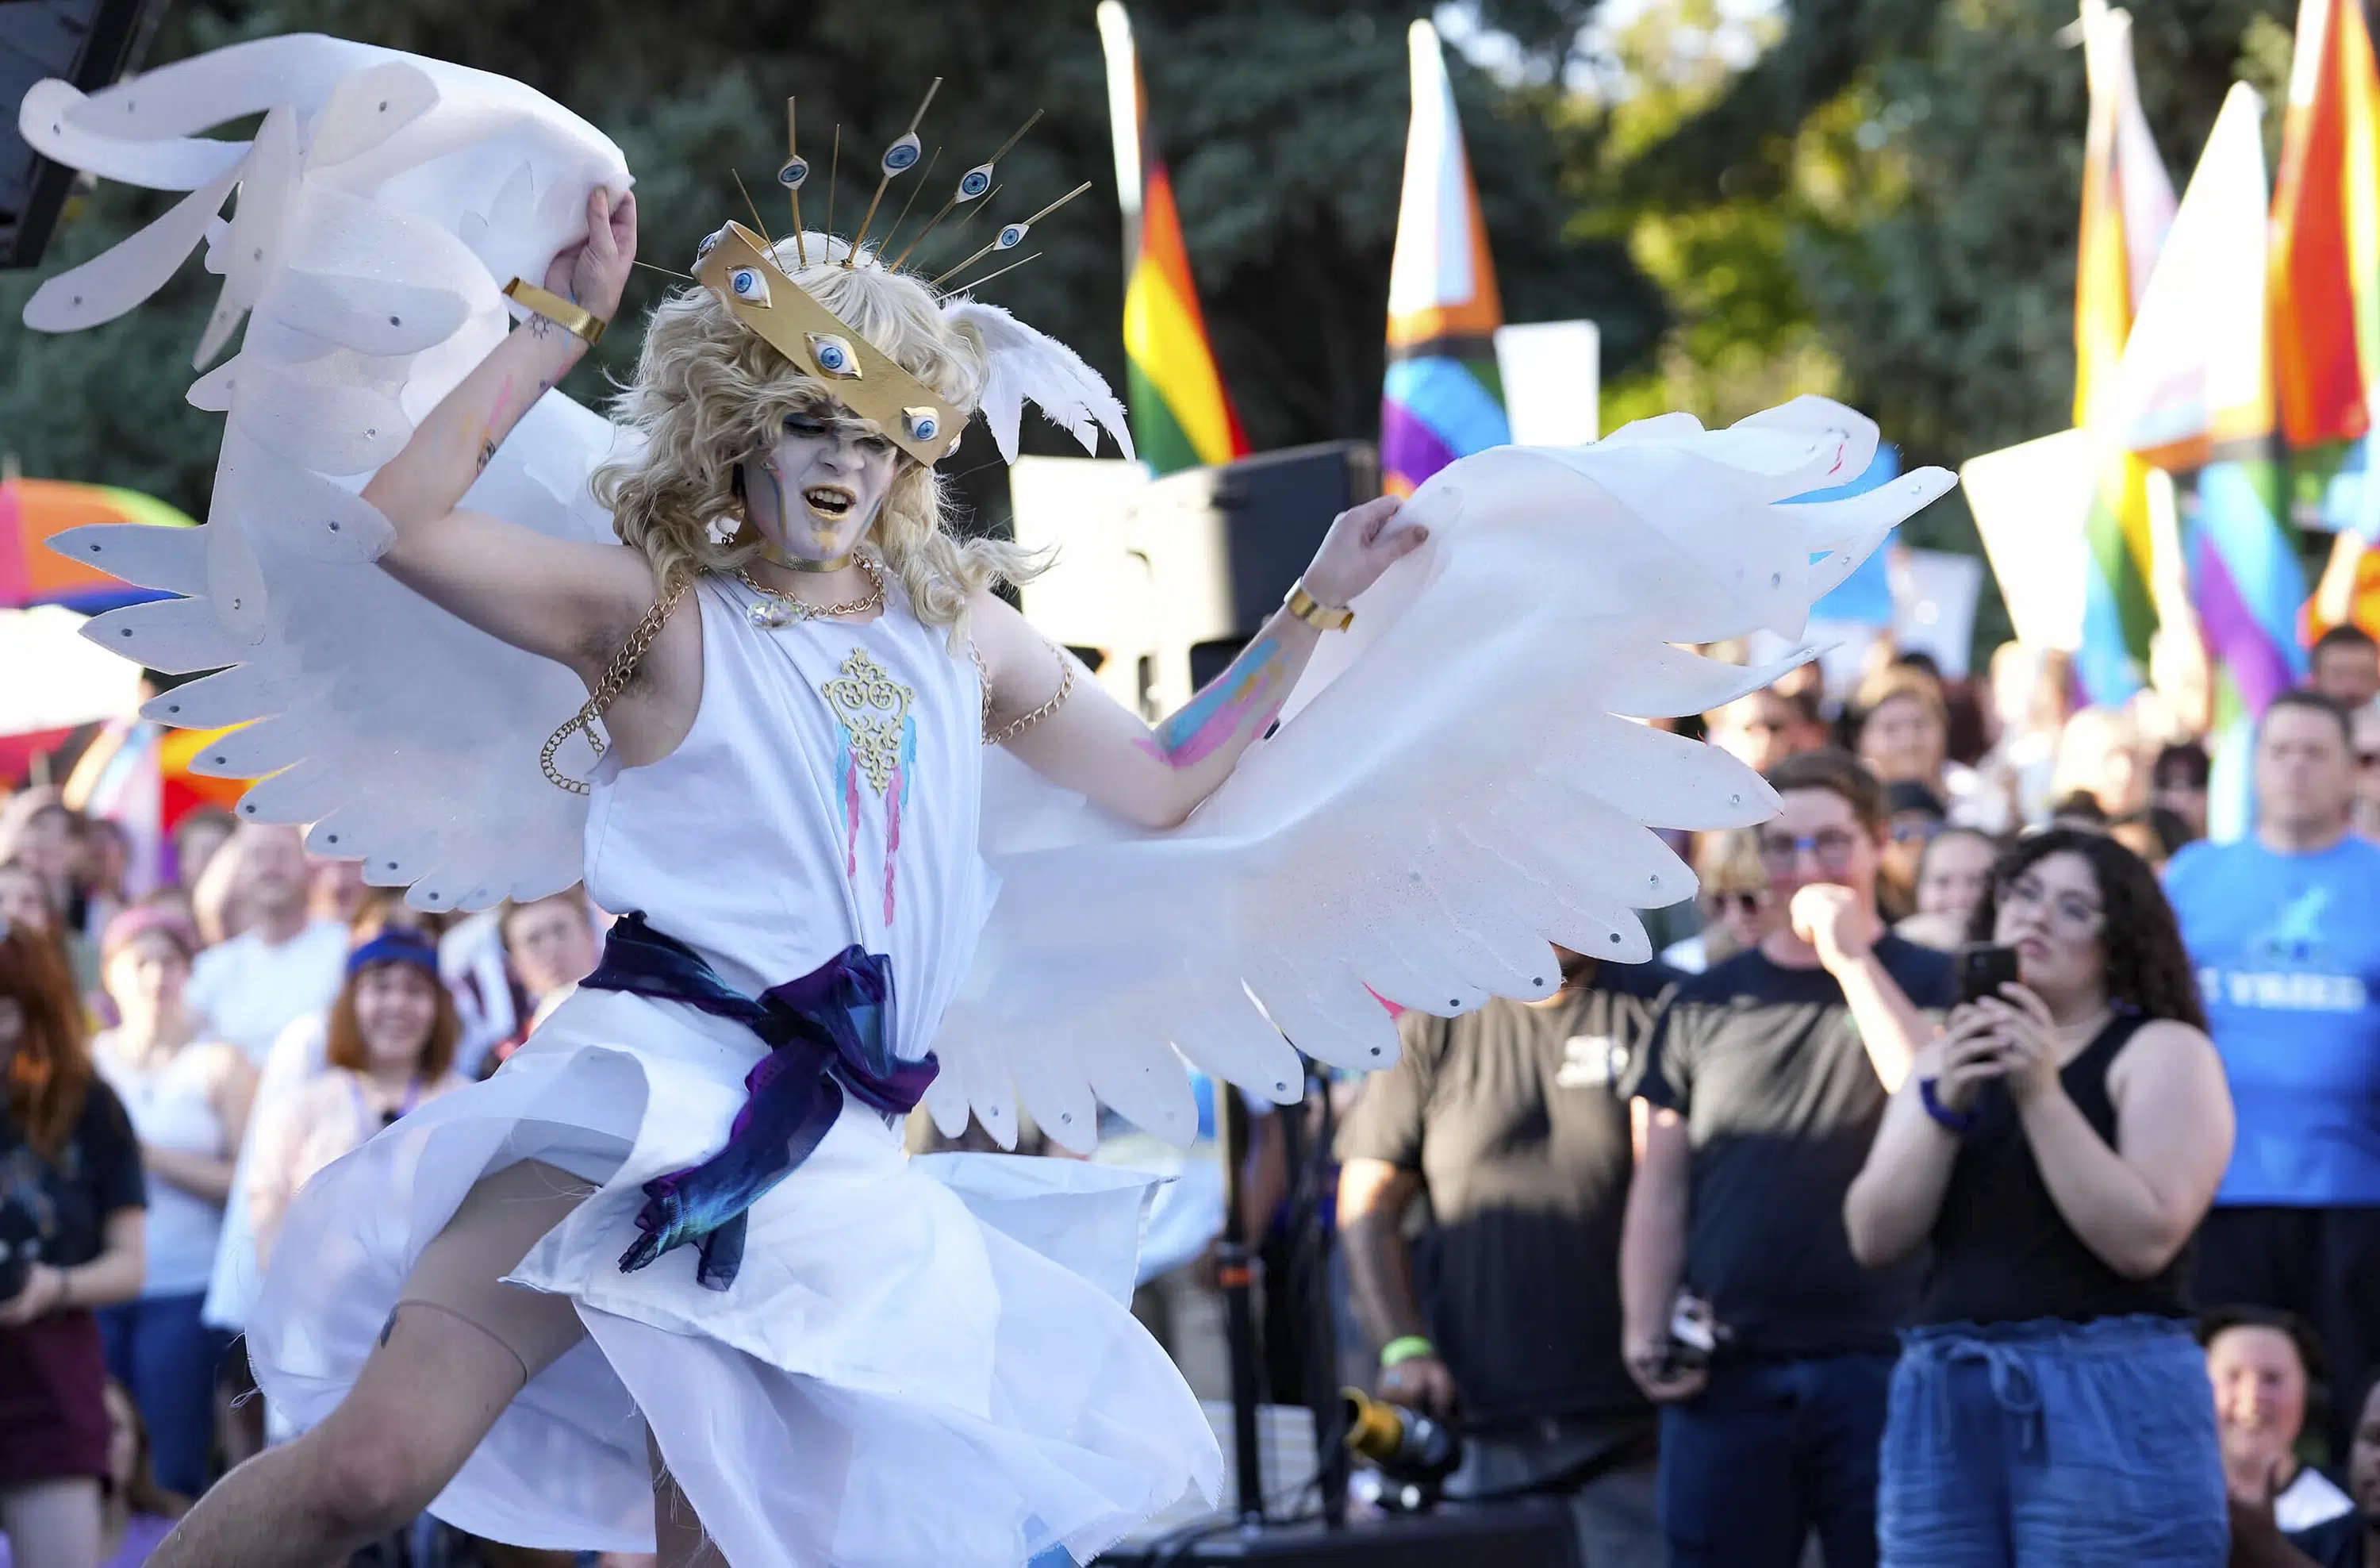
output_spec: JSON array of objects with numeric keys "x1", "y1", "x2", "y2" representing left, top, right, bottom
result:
[{"x1": 1844, "y1": 828, "x2": 2236, "y2": 1566}]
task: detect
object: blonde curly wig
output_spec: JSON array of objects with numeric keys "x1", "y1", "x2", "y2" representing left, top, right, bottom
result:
[{"x1": 593, "y1": 234, "x2": 1041, "y2": 641}]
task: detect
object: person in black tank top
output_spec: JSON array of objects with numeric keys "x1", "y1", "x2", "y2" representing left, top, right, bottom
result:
[{"x1": 1843, "y1": 829, "x2": 2237, "y2": 1566}]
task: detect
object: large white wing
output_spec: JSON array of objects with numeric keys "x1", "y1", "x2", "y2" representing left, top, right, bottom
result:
[
  {"x1": 931, "y1": 397, "x2": 1956, "y2": 1152},
  {"x1": 21, "y1": 38, "x2": 634, "y2": 911}
]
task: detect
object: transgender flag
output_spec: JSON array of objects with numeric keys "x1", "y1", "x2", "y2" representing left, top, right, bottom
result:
[{"x1": 1380, "y1": 19, "x2": 1509, "y2": 497}]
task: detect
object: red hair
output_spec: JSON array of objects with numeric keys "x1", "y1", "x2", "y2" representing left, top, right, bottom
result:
[
  {"x1": 0, "y1": 926, "x2": 92, "y2": 1159},
  {"x1": 323, "y1": 960, "x2": 459, "y2": 1082}
]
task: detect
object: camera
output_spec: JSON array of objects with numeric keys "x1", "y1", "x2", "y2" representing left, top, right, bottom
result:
[
  {"x1": 1342, "y1": 1385, "x2": 1463, "y2": 1512},
  {"x1": 1658, "y1": 1289, "x2": 1729, "y2": 1381},
  {"x1": 0, "y1": 1196, "x2": 44, "y2": 1304}
]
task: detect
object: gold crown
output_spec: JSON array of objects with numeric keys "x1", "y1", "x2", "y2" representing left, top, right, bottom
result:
[
  {"x1": 694, "y1": 219, "x2": 965, "y2": 465},
  {"x1": 688, "y1": 85, "x2": 1090, "y2": 467}
]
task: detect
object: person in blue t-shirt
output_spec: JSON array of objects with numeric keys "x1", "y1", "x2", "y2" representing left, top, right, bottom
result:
[{"x1": 2167, "y1": 689, "x2": 2380, "y2": 1462}]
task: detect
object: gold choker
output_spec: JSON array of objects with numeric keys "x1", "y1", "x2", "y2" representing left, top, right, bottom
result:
[{"x1": 763, "y1": 547, "x2": 855, "y2": 574}]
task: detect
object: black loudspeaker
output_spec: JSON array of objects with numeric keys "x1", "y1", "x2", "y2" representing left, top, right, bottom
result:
[
  {"x1": 1, "y1": 0, "x2": 175, "y2": 269},
  {"x1": 1096, "y1": 1497, "x2": 1576, "y2": 1566},
  {"x1": 1136, "y1": 441, "x2": 1378, "y2": 692}
]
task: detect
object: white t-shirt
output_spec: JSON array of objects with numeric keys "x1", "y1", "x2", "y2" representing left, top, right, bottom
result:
[
  {"x1": 186, "y1": 919, "x2": 349, "y2": 1065},
  {"x1": 2276, "y1": 1463, "x2": 2355, "y2": 1532}
]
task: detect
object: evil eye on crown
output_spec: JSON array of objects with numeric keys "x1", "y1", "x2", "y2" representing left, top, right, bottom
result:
[
  {"x1": 902, "y1": 407, "x2": 940, "y2": 443},
  {"x1": 807, "y1": 332, "x2": 861, "y2": 379},
  {"x1": 728, "y1": 267, "x2": 771, "y2": 305}
]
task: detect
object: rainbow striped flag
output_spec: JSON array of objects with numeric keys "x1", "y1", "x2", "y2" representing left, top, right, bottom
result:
[
  {"x1": 1380, "y1": 19, "x2": 1509, "y2": 498},
  {"x1": 1097, "y1": 4, "x2": 1249, "y2": 475},
  {"x1": 2072, "y1": 0, "x2": 2178, "y2": 705},
  {"x1": 2122, "y1": 86, "x2": 2310, "y2": 719},
  {"x1": 2271, "y1": 0, "x2": 2380, "y2": 455}
]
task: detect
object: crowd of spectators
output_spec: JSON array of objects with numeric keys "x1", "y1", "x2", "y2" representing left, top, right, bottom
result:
[
  {"x1": 4, "y1": 626, "x2": 2380, "y2": 1567},
  {"x1": 1333, "y1": 627, "x2": 2380, "y2": 1568},
  {"x1": 0, "y1": 803, "x2": 610, "y2": 1567}
]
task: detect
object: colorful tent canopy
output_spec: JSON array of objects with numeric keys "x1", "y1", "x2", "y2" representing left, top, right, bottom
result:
[{"x1": 0, "y1": 475, "x2": 197, "y2": 613}]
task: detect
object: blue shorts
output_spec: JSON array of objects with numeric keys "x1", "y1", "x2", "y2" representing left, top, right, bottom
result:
[{"x1": 1878, "y1": 1315, "x2": 2226, "y2": 1568}]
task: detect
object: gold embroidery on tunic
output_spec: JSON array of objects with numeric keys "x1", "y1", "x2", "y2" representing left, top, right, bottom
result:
[{"x1": 821, "y1": 648, "x2": 912, "y2": 795}]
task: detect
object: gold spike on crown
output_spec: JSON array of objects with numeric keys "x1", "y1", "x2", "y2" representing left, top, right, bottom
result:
[{"x1": 689, "y1": 85, "x2": 1091, "y2": 467}]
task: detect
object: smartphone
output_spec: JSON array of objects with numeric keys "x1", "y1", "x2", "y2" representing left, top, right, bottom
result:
[{"x1": 1956, "y1": 943, "x2": 2021, "y2": 1007}]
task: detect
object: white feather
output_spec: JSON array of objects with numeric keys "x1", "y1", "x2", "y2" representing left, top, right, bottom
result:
[{"x1": 940, "y1": 299, "x2": 1134, "y2": 463}]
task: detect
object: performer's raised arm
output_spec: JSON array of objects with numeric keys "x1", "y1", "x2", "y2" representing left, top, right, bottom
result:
[
  {"x1": 970, "y1": 494, "x2": 1426, "y2": 828},
  {"x1": 362, "y1": 188, "x2": 657, "y2": 679}
]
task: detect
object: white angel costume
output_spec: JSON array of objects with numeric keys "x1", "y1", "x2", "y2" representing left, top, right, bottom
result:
[{"x1": 20, "y1": 34, "x2": 1955, "y2": 1568}]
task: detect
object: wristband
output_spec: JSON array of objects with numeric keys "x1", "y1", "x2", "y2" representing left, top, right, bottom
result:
[
  {"x1": 1284, "y1": 580, "x2": 1354, "y2": 632},
  {"x1": 1380, "y1": 1335, "x2": 1435, "y2": 1368},
  {"x1": 1919, "y1": 1076, "x2": 1979, "y2": 1136},
  {"x1": 502, "y1": 278, "x2": 606, "y2": 347}
]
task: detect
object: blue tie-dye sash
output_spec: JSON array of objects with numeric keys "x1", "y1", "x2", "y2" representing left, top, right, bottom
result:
[{"x1": 578, "y1": 913, "x2": 936, "y2": 1289}]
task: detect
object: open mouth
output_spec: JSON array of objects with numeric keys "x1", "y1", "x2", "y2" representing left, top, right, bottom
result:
[{"x1": 802, "y1": 485, "x2": 857, "y2": 521}]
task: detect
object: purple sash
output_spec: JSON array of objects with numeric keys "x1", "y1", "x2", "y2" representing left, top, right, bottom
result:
[{"x1": 578, "y1": 913, "x2": 937, "y2": 1289}]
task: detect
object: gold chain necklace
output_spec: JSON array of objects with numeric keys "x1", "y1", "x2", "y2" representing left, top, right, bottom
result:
[{"x1": 735, "y1": 555, "x2": 886, "y2": 628}]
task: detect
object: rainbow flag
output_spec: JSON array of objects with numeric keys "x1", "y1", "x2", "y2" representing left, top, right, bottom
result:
[
  {"x1": 1097, "y1": 3, "x2": 1249, "y2": 475},
  {"x1": 2072, "y1": 0, "x2": 2178, "y2": 705},
  {"x1": 1380, "y1": 19, "x2": 1509, "y2": 497},
  {"x1": 2110, "y1": 85, "x2": 2308, "y2": 719},
  {"x1": 2271, "y1": 0, "x2": 2380, "y2": 453}
]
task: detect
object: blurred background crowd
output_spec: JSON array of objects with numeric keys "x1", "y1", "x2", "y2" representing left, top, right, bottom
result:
[{"x1": 5, "y1": 620, "x2": 2379, "y2": 1566}]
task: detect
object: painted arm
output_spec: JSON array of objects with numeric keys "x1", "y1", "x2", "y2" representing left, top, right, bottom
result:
[
  {"x1": 974, "y1": 495, "x2": 1424, "y2": 830},
  {"x1": 361, "y1": 186, "x2": 655, "y2": 678}
]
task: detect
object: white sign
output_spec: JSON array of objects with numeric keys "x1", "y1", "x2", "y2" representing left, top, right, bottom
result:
[
  {"x1": 1495, "y1": 320, "x2": 1600, "y2": 448},
  {"x1": 1960, "y1": 428, "x2": 2096, "y2": 651}
]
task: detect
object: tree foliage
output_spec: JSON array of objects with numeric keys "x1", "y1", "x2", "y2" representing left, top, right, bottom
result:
[{"x1": 0, "y1": 0, "x2": 1668, "y2": 527}]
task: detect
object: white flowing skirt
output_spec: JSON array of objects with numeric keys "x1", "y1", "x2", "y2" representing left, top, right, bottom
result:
[{"x1": 248, "y1": 986, "x2": 1223, "y2": 1566}]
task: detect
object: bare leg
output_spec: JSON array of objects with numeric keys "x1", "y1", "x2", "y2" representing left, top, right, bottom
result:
[
  {"x1": 647, "y1": 1428, "x2": 727, "y2": 1568},
  {"x1": 148, "y1": 1163, "x2": 594, "y2": 1568},
  {"x1": 146, "y1": 1301, "x2": 526, "y2": 1568},
  {"x1": 0, "y1": 1477, "x2": 103, "y2": 1568}
]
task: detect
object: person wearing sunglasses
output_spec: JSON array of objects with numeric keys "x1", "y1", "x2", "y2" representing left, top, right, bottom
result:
[
  {"x1": 2166, "y1": 689, "x2": 2380, "y2": 1466},
  {"x1": 1621, "y1": 749, "x2": 1953, "y2": 1568},
  {"x1": 1846, "y1": 828, "x2": 2234, "y2": 1566}
]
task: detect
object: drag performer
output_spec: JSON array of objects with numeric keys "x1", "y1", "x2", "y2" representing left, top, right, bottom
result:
[{"x1": 18, "y1": 36, "x2": 1953, "y2": 1568}]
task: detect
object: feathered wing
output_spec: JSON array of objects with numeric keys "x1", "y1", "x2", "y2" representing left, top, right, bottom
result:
[
  {"x1": 21, "y1": 37, "x2": 635, "y2": 911},
  {"x1": 931, "y1": 397, "x2": 1956, "y2": 1153},
  {"x1": 940, "y1": 299, "x2": 1134, "y2": 463}
]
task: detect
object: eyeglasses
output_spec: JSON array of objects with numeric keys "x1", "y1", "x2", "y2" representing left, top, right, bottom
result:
[
  {"x1": 1889, "y1": 819, "x2": 1944, "y2": 845},
  {"x1": 1708, "y1": 890, "x2": 1767, "y2": 917},
  {"x1": 1756, "y1": 829, "x2": 1864, "y2": 873},
  {"x1": 1996, "y1": 874, "x2": 2104, "y2": 932}
]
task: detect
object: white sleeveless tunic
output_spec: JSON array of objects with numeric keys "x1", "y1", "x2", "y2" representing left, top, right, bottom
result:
[{"x1": 247, "y1": 576, "x2": 1221, "y2": 1567}]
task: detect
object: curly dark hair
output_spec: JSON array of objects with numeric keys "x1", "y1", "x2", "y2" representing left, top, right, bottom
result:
[{"x1": 1964, "y1": 828, "x2": 2207, "y2": 1030}]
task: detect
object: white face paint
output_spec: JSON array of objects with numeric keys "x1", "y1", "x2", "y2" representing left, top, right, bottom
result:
[{"x1": 740, "y1": 408, "x2": 900, "y2": 564}]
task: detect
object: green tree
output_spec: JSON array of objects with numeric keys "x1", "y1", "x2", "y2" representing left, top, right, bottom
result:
[{"x1": 0, "y1": 0, "x2": 1668, "y2": 526}]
